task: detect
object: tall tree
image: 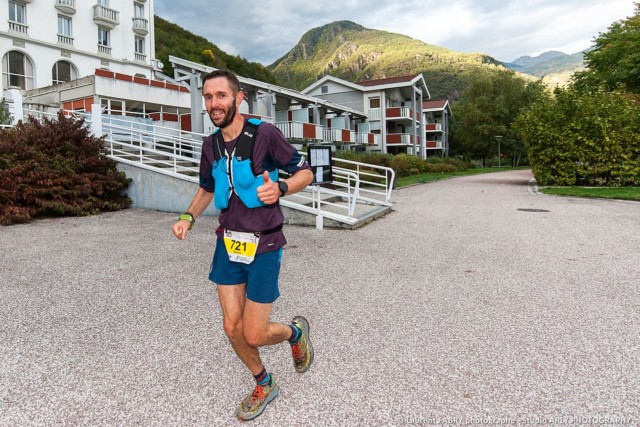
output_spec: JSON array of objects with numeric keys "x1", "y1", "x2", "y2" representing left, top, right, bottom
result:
[
  {"x1": 451, "y1": 70, "x2": 547, "y2": 166},
  {"x1": 573, "y1": 3, "x2": 640, "y2": 94}
]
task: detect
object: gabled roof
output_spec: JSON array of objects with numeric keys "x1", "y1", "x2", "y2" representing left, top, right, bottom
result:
[
  {"x1": 423, "y1": 99, "x2": 451, "y2": 114},
  {"x1": 301, "y1": 75, "x2": 365, "y2": 94},
  {"x1": 356, "y1": 75, "x2": 417, "y2": 86},
  {"x1": 356, "y1": 74, "x2": 430, "y2": 98}
]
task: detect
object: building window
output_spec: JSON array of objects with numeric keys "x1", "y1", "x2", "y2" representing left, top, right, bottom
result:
[
  {"x1": 134, "y1": 2, "x2": 144, "y2": 17},
  {"x1": 97, "y1": 0, "x2": 109, "y2": 6},
  {"x1": 8, "y1": 1, "x2": 27, "y2": 33},
  {"x1": 52, "y1": 61, "x2": 77, "y2": 85},
  {"x1": 98, "y1": 27, "x2": 111, "y2": 54},
  {"x1": 57, "y1": 15, "x2": 73, "y2": 45},
  {"x1": 2, "y1": 51, "x2": 34, "y2": 90},
  {"x1": 321, "y1": 85, "x2": 328, "y2": 94},
  {"x1": 134, "y1": 36, "x2": 146, "y2": 61},
  {"x1": 8, "y1": 1, "x2": 25, "y2": 23},
  {"x1": 369, "y1": 97, "x2": 380, "y2": 108}
]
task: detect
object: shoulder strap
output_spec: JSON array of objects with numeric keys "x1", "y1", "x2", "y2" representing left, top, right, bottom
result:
[
  {"x1": 235, "y1": 120, "x2": 262, "y2": 176},
  {"x1": 212, "y1": 129, "x2": 225, "y2": 161},
  {"x1": 212, "y1": 119, "x2": 262, "y2": 169}
]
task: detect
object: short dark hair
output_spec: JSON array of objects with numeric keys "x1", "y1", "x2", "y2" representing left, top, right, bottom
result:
[{"x1": 202, "y1": 70, "x2": 241, "y2": 95}]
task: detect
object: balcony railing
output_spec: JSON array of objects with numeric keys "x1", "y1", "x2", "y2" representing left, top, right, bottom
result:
[
  {"x1": 135, "y1": 52, "x2": 146, "y2": 62},
  {"x1": 368, "y1": 108, "x2": 381, "y2": 120},
  {"x1": 426, "y1": 140, "x2": 443, "y2": 149},
  {"x1": 276, "y1": 121, "x2": 323, "y2": 140},
  {"x1": 323, "y1": 128, "x2": 356, "y2": 144},
  {"x1": 55, "y1": 0, "x2": 76, "y2": 14},
  {"x1": 386, "y1": 133, "x2": 417, "y2": 145},
  {"x1": 8, "y1": 21, "x2": 28, "y2": 34},
  {"x1": 426, "y1": 123, "x2": 443, "y2": 132},
  {"x1": 355, "y1": 132, "x2": 378, "y2": 145},
  {"x1": 385, "y1": 106, "x2": 414, "y2": 121},
  {"x1": 132, "y1": 17, "x2": 148, "y2": 35},
  {"x1": 57, "y1": 34, "x2": 74, "y2": 45},
  {"x1": 98, "y1": 44, "x2": 112, "y2": 55},
  {"x1": 93, "y1": 4, "x2": 119, "y2": 29}
]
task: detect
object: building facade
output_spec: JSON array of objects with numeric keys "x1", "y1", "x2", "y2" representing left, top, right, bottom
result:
[
  {"x1": 423, "y1": 99, "x2": 451, "y2": 156},
  {"x1": 302, "y1": 74, "x2": 434, "y2": 157},
  {"x1": 1, "y1": 0, "x2": 156, "y2": 95}
]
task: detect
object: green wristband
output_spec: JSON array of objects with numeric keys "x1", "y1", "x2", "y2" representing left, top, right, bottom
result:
[{"x1": 178, "y1": 213, "x2": 195, "y2": 230}]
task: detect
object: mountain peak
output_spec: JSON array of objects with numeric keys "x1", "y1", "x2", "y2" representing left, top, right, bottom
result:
[
  {"x1": 267, "y1": 20, "x2": 500, "y2": 98},
  {"x1": 510, "y1": 51, "x2": 568, "y2": 68}
]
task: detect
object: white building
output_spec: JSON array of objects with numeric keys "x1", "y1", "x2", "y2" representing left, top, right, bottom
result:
[{"x1": 1, "y1": 0, "x2": 156, "y2": 94}]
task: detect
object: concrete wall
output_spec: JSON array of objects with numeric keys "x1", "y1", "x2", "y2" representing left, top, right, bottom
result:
[
  {"x1": 116, "y1": 162, "x2": 319, "y2": 226},
  {"x1": 116, "y1": 163, "x2": 219, "y2": 216}
]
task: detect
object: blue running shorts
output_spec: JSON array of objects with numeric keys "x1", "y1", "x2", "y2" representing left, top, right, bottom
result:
[{"x1": 209, "y1": 238, "x2": 282, "y2": 304}]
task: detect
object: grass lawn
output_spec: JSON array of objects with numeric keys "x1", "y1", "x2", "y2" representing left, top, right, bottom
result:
[
  {"x1": 396, "y1": 167, "x2": 528, "y2": 187},
  {"x1": 539, "y1": 186, "x2": 640, "y2": 201}
]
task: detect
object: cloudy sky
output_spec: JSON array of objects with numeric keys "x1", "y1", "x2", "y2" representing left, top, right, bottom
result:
[{"x1": 154, "y1": 0, "x2": 636, "y2": 65}]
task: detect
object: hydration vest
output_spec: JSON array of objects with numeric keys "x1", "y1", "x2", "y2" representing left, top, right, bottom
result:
[{"x1": 212, "y1": 118, "x2": 279, "y2": 210}]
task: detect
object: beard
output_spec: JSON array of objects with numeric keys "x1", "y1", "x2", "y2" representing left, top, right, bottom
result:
[{"x1": 209, "y1": 98, "x2": 237, "y2": 129}]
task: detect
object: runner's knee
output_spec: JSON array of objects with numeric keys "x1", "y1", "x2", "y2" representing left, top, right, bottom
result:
[{"x1": 223, "y1": 320, "x2": 243, "y2": 341}]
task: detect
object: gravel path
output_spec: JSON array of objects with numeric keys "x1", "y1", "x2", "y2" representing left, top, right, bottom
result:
[{"x1": 1, "y1": 169, "x2": 638, "y2": 426}]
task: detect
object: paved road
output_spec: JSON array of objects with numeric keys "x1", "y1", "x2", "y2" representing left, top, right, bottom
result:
[{"x1": 1, "y1": 170, "x2": 639, "y2": 426}]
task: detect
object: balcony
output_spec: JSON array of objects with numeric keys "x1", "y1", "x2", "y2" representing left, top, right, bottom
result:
[
  {"x1": 368, "y1": 108, "x2": 381, "y2": 120},
  {"x1": 426, "y1": 123, "x2": 443, "y2": 132},
  {"x1": 386, "y1": 133, "x2": 419, "y2": 145},
  {"x1": 134, "y1": 52, "x2": 146, "y2": 62},
  {"x1": 323, "y1": 128, "x2": 355, "y2": 144},
  {"x1": 385, "y1": 107, "x2": 414, "y2": 121},
  {"x1": 93, "y1": 4, "x2": 119, "y2": 29},
  {"x1": 276, "y1": 121, "x2": 323, "y2": 141},
  {"x1": 98, "y1": 44, "x2": 112, "y2": 55},
  {"x1": 57, "y1": 34, "x2": 74, "y2": 45},
  {"x1": 426, "y1": 140, "x2": 443, "y2": 149},
  {"x1": 55, "y1": 0, "x2": 76, "y2": 14},
  {"x1": 8, "y1": 21, "x2": 28, "y2": 34},
  {"x1": 355, "y1": 132, "x2": 378, "y2": 145},
  {"x1": 132, "y1": 17, "x2": 148, "y2": 35}
]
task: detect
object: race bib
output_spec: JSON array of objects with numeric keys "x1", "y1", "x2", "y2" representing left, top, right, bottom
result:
[{"x1": 223, "y1": 229, "x2": 260, "y2": 264}]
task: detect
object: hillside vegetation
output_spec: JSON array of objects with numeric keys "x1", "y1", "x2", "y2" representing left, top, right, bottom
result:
[
  {"x1": 154, "y1": 16, "x2": 277, "y2": 84},
  {"x1": 267, "y1": 21, "x2": 507, "y2": 100}
]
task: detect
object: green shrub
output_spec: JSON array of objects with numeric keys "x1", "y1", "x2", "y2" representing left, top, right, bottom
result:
[
  {"x1": 443, "y1": 157, "x2": 471, "y2": 170},
  {"x1": 515, "y1": 87, "x2": 640, "y2": 186},
  {"x1": 424, "y1": 163, "x2": 457, "y2": 173},
  {"x1": 332, "y1": 150, "x2": 470, "y2": 178},
  {"x1": 0, "y1": 112, "x2": 131, "y2": 225}
]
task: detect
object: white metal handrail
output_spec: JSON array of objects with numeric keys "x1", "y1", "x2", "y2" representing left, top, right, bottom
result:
[
  {"x1": 15, "y1": 107, "x2": 394, "y2": 226},
  {"x1": 330, "y1": 157, "x2": 395, "y2": 203}
]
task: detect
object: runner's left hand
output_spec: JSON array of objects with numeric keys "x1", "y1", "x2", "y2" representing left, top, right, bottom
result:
[{"x1": 257, "y1": 171, "x2": 279, "y2": 205}]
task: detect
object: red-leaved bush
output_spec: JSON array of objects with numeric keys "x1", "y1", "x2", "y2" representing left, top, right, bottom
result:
[{"x1": 0, "y1": 112, "x2": 131, "y2": 225}]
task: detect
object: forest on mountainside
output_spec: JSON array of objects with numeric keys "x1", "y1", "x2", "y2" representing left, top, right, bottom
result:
[{"x1": 153, "y1": 16, "x2": 277, "y2": 84}]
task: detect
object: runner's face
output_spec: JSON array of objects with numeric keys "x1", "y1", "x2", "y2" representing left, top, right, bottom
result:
[{"x1": 203, "y1": 77, "x2": 240, "y2": 129}]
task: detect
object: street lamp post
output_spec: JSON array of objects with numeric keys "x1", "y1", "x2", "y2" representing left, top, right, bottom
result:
[{"x1": 495, "y1": 135, "x2": 503, "y2": 167}]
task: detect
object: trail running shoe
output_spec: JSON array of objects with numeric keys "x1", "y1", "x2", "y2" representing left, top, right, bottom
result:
[
  {"x1": 236, "y1": 375, "x2": 280, "y2": 421},
  {"x1": 291, "y1": 316, "x2": 314, "y2": 373}
]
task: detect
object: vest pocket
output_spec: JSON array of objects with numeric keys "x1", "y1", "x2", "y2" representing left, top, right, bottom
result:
[{"x1": 213, "y1": 159, "x2": 231, "y2": 210}]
